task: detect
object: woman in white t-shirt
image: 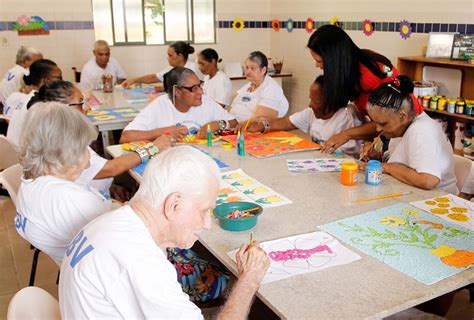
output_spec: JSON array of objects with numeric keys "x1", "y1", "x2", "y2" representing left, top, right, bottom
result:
[
  {"x1": 121, "y1": 67, "x2": 238, "y2": 143},
  {"x1": 121, "y1": 41, "x2": 203, "y2": 89},
  {"x1": 198, "y1": 48, "x2": 232, "y2": 108},
  {"x1": 244, "y1": 75, "x2": 363, "y2": 157},
  {"x1": 15, "y1": 102, "x2": 115, "y2": 263},
  {"x1": 229, "y1": 51, "x2": 289, "y2": 122},
  {"x1": 7, "y1": 59, "x2": 62, "y2": 148},
  {"x1": 27, "y1": 80, "x2": 172, "y2": 200},
  {"x1": 360, "y1": 76, "x2": 458, "y2": 194}
]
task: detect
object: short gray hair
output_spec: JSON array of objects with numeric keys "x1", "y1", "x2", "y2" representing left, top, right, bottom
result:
[
  {"x1": 19, "y1": 102, "x2": 97, "y2": 179},
  {"x1": 16, "y1": 46, "x2": 42, "y2": 64},
  {"x1": 132, "y1": 146, "x2": 221, "y2": 210},
  {"x1": 94, "y1": 40, "x2": 110, "y2": 50}
]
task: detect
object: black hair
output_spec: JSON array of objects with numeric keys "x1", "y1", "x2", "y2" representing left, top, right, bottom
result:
[
  {"x1": 27, "y1": 80, "x2": 75, "y2": 109},
  {"x1": 23, "y1": 59, "x2": 58, "y2": 86},
  {"x1": 163, "y1": 67, "x2": 196, "y2": 100},
  {"x1": 314, "y1": 75, "x2": 324, "y2": 87},
  {"x1": 367, "y1": 75, "x2": 415, "y2": 112},
  {"x1": 199, "y1": 48, "x2": 222, "y2": 63},
  {"x1": 247, "y1": 51, "x2": 268, "y2": 71},
  {"x1": 307, "y1": 24, "x2": 393, "y2": 111},
  {"x1": 170, "y1": 41, "x2": 195, "y2": 61}
]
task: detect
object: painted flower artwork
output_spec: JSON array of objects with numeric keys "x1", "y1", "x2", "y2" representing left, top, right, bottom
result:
[
  {"x1": 13, "y1": 15, "x2": 49, "y2": 35},
  {"x1": 399, "y1": 20, "x2": 412, "y2": 40}
]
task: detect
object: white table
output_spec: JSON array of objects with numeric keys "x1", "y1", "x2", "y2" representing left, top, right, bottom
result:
[{"x1": 107, "y1": 141, "x2": 473, "y2": 319}]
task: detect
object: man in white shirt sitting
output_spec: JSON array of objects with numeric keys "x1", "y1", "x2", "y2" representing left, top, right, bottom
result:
[
  {"x1": 0, "y1": 46, "x2": 42, "y2": 108},
  {"x1": 80, "y1": 40, "x2": 127, "y2": 89},
  {"x1": 60, "y1": 146, "x2": 270, "y2": 319}
]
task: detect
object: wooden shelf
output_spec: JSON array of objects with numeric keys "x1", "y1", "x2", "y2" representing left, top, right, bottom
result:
[
  {"x1": 424, "y1": 108, "x2": 474, "y2": 123},
  {"x1": 398, "y1": 56, "x2": 474, "y2": 69},
  {"x1": 230, "y1": 73, "x2": 292, "y2": 81}
]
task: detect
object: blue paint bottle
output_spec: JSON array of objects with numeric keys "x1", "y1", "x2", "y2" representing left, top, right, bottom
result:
[{"x1": 365, "y1": 160, "x2": 382, "y2": 185}]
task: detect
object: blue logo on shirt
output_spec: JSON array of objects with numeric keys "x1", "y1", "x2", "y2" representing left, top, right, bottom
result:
[
  {"x1": 65, "y1": 230, "x2": 94, "y2": 268},
  {"x1": 15, "y1": 212, "x2": 27, "y2": 233},
  {"x1": 5, "y1": 72, "x2": 15, "y2": 81}
]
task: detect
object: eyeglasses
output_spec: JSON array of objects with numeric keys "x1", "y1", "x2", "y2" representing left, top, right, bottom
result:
[
  {"x1": 178, "y1": 82, "x2": 203, "y2": 93},
  {"x1": 68, "y1": 101, "x2": 84, "y2": 107}
]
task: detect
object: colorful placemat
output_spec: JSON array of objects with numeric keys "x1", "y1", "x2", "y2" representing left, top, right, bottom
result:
[
  {"x1": 320, "y1": 203, "x2": 474, "y2": 285},
  {"x1": 286, "y1": 158, "x2": 345, "y2": 172},
  {"x1": 221, "y1": 131, "x2": 321, "y2": 159},
  {"x1": 180, "y1": 134, "x2": 221, "y2": 145},
  {"x1": 410, "y1": 194, "x2": 474, "y2": 231},
  {"x1": 227, "y1": 231, "x2": 360, "y2": 284},
  {"x1": 87, "y1": 107, "x2": 139, "y2": 122},
  {"x1": 217, "y1": 169, "x2": 292, "y2": 207}
]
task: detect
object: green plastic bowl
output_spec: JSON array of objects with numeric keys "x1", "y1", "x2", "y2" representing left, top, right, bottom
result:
[{"x1": 213, "y1": 202, "x2": 263, "y2": 231}]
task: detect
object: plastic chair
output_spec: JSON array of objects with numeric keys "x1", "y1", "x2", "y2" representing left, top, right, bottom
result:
[
  {"x1": 0, "y1": 135, "x2": 19, "y2": 172},
  {"x1": 7, "y1": 286, "x2": 61, "y2": 320},
  {"x1": 453, "y1": 155, "x2": 472, "y2": 193},
  {"x1": 72, "y1": 67, "x2": 81, "y2": 83}
]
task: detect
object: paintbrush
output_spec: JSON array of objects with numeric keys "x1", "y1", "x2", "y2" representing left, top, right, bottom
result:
[
  {"x1": 249, "y1": 232, "x2": 253, "y2": 246},
  {"x1": 353, "y1": 191, "x2": 412, "y2": 203},
  {"x1": 359, "y1": 133, "x2": 383, "y2": 161},
  {"x1": 243, "y1": 105, "x2": 259, "y2": 132}
]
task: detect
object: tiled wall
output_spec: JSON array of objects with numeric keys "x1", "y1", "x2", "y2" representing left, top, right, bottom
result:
[{"x1": 1, "y1": 0, "x2": 473, "y2": 113}]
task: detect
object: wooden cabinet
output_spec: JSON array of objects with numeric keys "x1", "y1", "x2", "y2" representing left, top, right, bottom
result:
[{"x1": 398, "y1": 56, "x2": 474, "y2": 154}]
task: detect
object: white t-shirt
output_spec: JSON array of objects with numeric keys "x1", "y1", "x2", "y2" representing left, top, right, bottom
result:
[
  {"x1": 76, "y1": 147, "x2": 113, "y2": 198},
  {"x1": 229, "y1": 75, "x2": 289, "y2": 122},
  {"x1": 6, "y1": 90, "x2": 36, "y2": 149},
  {"x1": 59, "y1": 205, "x2": 203, "y2": 320},
  {"x1": 156, "y1": 61, "x2": 204, "y2": 82},
  {"x1": 15, "y1": 175, "x2": 113, "y2": 263},
  {"x1": 0, "y1": 64, "x2": 26, "y2": 106},
  {"x1": 3, "y1": 91, "x2": 29, "y2": 117},
  {"x1": 461, "y1": 164, "x2": 474, "y2": 194},
  {"x1": 80, "y1": 57, "x2": 127, "y2": 90},
  {"x1": 124, "y1": 94, "x2": 235, "y2": 134},
  {"x1": 203, "y1": 71, "x2": 232, "y2": 107},
  {"x1": 289, "y1": 105, "x2": 363, "y2": 157},
  {"x1": 387, "y1": 112, "x2": 458, "y2": 194}
]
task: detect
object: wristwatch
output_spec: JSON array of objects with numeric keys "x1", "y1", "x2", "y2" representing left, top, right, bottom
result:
[
  {"x1": 134, "y1": 147, "x2": 149, "y2": 163},
  {"x1": 135, "y1": 143, "x2": 160, "y2": 163},
  {"x1": 218, "y1": 120, "x2": 229, "y2": 131},
  {"x1": 258, "y1": 120, "x2": 270, "y2": 133}
]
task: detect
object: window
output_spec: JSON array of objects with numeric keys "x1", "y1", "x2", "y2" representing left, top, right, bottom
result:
[{"x1": 92, "y1": 0, "x2": 216, "y2": 45}]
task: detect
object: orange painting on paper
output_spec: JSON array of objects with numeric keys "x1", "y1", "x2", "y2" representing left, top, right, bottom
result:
[{"x1": 221, "y1": 131, "x2": 321, "y2": 158}]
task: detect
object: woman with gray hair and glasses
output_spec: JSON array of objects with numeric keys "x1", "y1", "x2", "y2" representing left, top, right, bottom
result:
[
  {"x1": 14, "y1": 102, "x2": 115, "y2": 263},
  {"x1": 228, "y1": 51, "x2": 289, "y2": 122},
  {"x1": 27, "y1": 80, "x2": 173, "y2": 200},
  {"x1": 121, "y1": 66, "x2": 237, "y2": 143}
]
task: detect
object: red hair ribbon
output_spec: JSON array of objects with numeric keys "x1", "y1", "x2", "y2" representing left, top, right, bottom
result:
[{"x1": 410, "y1": 93, "x2": 423, "y2": 115}]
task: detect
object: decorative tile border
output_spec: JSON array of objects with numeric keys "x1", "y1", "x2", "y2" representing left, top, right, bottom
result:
[{"x1": 0, "y1": 20, "x2": 473, "y2": 34}]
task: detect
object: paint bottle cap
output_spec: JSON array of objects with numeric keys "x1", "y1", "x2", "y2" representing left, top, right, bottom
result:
[{"x1": 222, "y1": 142, "x2": 233, "y2": 149}]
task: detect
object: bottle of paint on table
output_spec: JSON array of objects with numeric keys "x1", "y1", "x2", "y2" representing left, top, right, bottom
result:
[
  {"x1": 340, "y1": 161, "x2": 358, "y2": 186},
  {"x1": 206, "y1": 124, "x2": 212, "y2": 147},
  {"x1": 238, "y1": 131, "x2": 246, "y2": 156},
  {"x1": 365, "y1": 160, "x2": 382, "y2": 186}
]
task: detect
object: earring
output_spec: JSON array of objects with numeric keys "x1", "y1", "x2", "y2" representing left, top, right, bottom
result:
[{"x1": 172, "y1": 85, "x2": 176, "y2": 105}]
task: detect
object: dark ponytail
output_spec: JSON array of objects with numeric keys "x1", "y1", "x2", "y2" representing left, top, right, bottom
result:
[
  {"x1": 23, "y1": 59, "x2": 57, "y2": 86},
  {"x1": 368, "y1": 75, "x2": 414, "y2": 112},
  {"x1": 170, "y1": 41, "x2": 195, "y2": 61},
  {"x1": 199, "y1": 48, "x2": 222, "y2": 63},
  {"x1": 26, "y1": 80, "x2": 75, "y2": 110}
]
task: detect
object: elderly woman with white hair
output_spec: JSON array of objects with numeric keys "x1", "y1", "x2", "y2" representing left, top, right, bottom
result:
[
  {"x1": 15, "y1": 102, "x2": 114, "y2": 263},
  {"x1": 0, "y1": 45, "x2": 43, "y2": 107}
]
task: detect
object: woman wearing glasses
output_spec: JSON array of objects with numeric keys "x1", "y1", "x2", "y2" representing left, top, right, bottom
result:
[
  {"x1": 228, "y1": 51, "x2": 289, "y2": 122},
  {"x1": 6, "y1": 59, "x2": 63, "y2": 148},
  {"x1": 359, "y1": 76, "x2": 457, "y2": 194},
  {"x1": 120, "y1": 67, "x2": 237, "y2": 143},
  {"x1": 26, "y1": 80, "x2": 173, "y2": 200}
]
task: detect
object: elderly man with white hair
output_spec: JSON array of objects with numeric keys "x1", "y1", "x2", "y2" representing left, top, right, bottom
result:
[
  {"x1": 15, "y1": 102, "x2": 115, "y2": 263},
  {"x1": 0, "y1": 46, "x2": 42, "y2": 108},
  {"x1": 60, "y1": 146, "x2": 270, "y2": 319},
  {"x1": 80, "y1": 40, "x2": 127, "y2": 89}
]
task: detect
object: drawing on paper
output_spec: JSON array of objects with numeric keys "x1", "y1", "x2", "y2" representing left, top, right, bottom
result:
[
  {"x1": 286, "y1": 158, "x2": 345, "y2": 172},
  {"x1": 320, "y1": 203, "x2": 474, "y2": 285},
  {"x1": 221, "y1": 131, "x2": 321, "y2": 158},
  {"x1": 227, "y1": 231, "x2": 361, "y2": 284},
  {"x1": 87, "y1": 107, "x2": 139, "y2": 122},
  {"x1": 217, "y1": 169, "x2": 292, "y2": 208},
  {"x1": 411, "y1": 194, "x2": 474, "y2": 230}
]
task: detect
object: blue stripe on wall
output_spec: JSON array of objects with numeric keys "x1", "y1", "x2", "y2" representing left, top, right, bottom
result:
[{"x1": 0, "y1": 20, "x2": 473, "y2": 34}]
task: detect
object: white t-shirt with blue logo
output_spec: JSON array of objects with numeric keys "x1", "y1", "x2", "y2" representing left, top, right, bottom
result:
[
  {"x1": 124, "y1": 94, "x2": 234, "y2": 134},
  {"x1": 59, "y1": 205, "x2": 203, "y2": 319},
  {"x1": 0, "y1": 64, "x2": 27, "y2": 106},
  {"x1": 15, "y1": 175, "x2": 113, "y2": 263}
]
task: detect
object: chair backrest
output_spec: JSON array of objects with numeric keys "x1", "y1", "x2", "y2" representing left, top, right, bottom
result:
[
  {"x1": 7, "y1": 286, "x2": 61, "y2": 320},
  {"x1": 453, "y1": 154, "x2": 472, "y2": 192},
  {"x1": 0, "y1": 135, "x2": 19, "y2": 171},
  {"x1": 0, "y1": 164, "x2": 22, "y2": 205},
  {"x1": 72, "y1": 67, "x2": 81, "y2": 83}
]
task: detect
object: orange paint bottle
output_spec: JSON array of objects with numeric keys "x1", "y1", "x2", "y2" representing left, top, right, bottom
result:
[{"x1": 340, "y1": 162, "x2": 358, "y2": 186}]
